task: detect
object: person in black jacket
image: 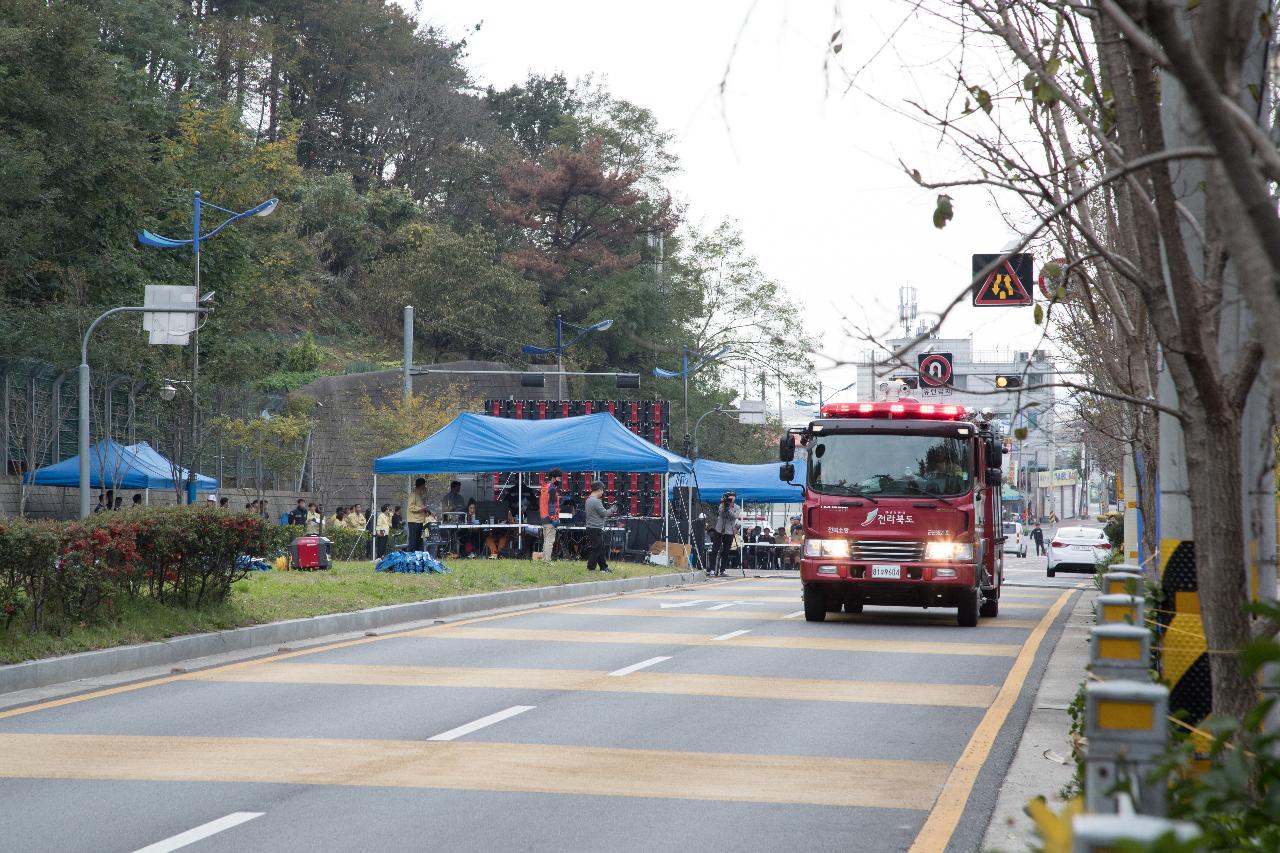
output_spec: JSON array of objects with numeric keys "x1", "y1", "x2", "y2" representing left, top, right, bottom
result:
[{"x1": 1031, "y1": 523, "x2": 1045, "y2": 556}]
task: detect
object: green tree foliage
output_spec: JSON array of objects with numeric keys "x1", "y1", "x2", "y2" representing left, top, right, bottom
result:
[
  {"x1": 0, "y1": 0, "x2": 169, "y2": 303},
  {"x1": 487, "y1": 73, "x2": 581, "y2": 156},
  {"x1": 0, "y1": 0, "x2": 812, "y2": 463},
  {"x1": 206, "y1": 411, "x2": 313, "y2": 499},
  {"x1": 362, "y1": 225, "x2": 550, "y2": 361},
  {"x1": 668, "y1": 220, "x2": 817, "y2": 396}
]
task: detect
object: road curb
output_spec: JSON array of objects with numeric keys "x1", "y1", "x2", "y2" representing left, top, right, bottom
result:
[{"x1": 0, "y1": 569, "x2": 705, "y2": 696}]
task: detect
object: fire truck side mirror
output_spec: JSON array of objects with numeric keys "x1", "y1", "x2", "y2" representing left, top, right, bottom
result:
[
  {"x1": 986, "y1": 467, "x2": 1003, "y2": 486},
  {"x1": 779, "y1": 434, "x2": 795, "y2": 462},
  {"x1": 986, "y1": 438, "x2": 1003, "y2": 468},
  {"x1": 779, "y1": 462, "x2": 796, "y2": 482}
]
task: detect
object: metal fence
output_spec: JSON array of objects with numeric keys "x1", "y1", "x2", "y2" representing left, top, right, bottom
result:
[{"x1": 1, "y1": 357, "x2": 287, "y2": 494}]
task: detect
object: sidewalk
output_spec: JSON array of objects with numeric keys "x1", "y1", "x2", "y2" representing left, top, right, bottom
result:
[{"x1": 981, "y1": 586, "x2": 1096, "y2": 851}]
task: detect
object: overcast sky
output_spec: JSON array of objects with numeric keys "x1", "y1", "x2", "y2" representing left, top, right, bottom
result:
[{"x1": 406, "y1": 0, "x2": 1051, "y2": 401}]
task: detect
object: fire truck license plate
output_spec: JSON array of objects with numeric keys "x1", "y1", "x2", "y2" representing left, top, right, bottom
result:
[{"x1": 871, "y1": 564, "x2": 901, "y2": 579}]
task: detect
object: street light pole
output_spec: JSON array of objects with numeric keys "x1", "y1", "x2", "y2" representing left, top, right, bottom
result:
[
  {"x1": 521, "y1": 316, "x2": 612, "y2": 403},
  {"x1": 80, "y1": 305, "x2": 207, "y2": 518},
  {"x1": 653, "y1": 346, "x2": 732, "y2": 455},
  {"x1": 556, "y1": 315, "x2": 563, "y2": 402},
  {"x1": 139, "y1": 191, "x2": 278, "y2": 504},
  {"x1": 692, "y1": 405, "x2": 738, "y2": 459},
  {"x1": 682, "y1": 349, "x2": 690, "y2": 452}
]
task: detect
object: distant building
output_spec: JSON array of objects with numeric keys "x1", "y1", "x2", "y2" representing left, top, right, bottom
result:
[{"x1": 854, "y1": 337, "x2": 1075, "y2": 519}]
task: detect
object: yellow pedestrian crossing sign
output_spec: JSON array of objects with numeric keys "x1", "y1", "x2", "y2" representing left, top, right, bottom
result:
[{"x1": 972, "y1": 254, "x2": 1034, "y2": 306}]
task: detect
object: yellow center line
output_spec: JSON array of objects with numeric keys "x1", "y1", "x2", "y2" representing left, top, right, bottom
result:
[
  {"x1": 566, "y1": 607, "x2": 1040, "y2": 629},
  {"x1": 908, "y1": 588, "x2": 1074, "y2": 852},
  {"x1": 412, "y1": 626, "x2": 1021, "y2": 657},
  {"x1": 195, "y1": 662, "x2": 1000, "y2": 708},
  {"x1": 0, "y1": 733, "x2": 949, "y2": 810}
]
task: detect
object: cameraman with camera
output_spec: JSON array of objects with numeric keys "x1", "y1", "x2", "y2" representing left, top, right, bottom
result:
[{"x1": 708, "y1": 491, "x2": 741, "y2": 577}]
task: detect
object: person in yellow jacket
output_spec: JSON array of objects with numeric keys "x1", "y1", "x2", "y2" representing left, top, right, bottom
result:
[
  {"x1": 350, "y1": 504, "x2": 368, "y2": 531},
  {"x1": 305, "y1": 502, "x2": 321, "y2": 535},
  {"x1": 374, "y1": 503, "x2": 392, "y2": 557},
  {"x1": 330, "y1": 507, "x2": 349, "y2": 530},
  {"x1": 407, "y1": 478, "x2": 430, "y2": 552}
]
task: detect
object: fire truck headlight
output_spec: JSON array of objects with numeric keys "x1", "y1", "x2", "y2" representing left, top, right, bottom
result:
[
  {"x1": 803, "y1": 539, "x2": 851, "y2": 558},
  {"x1": 924, "y1": 541, "x2": 973, "y2": 561}
]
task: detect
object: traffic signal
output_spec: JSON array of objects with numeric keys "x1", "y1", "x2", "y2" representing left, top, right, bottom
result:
[{"x1": 994, "y1": 375, "x2": 1023, "y2": 389}]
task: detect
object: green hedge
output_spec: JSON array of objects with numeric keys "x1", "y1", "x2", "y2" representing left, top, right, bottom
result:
[{"x1": 0, "y1": 507, "x2": 271, "y2": 632}]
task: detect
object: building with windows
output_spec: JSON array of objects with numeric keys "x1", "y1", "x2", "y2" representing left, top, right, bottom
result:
[{"x1": 854, "y1": 336, "x2": 1074, "y2": 519}]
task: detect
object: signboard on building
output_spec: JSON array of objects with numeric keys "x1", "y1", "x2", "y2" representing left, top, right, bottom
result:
[{"x1": 1037, "y1": 468, "x2": 1079, "y2": 487}]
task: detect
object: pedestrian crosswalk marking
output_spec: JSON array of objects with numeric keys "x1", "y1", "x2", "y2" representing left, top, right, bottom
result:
[
  {"x1": 410, "y1": 626, "x2": 1021, "y2": 657},
  {"x1": 192, "y1": 662, "x2": 999, "y2": 708},
  {"x1": 0, "y1": 733, "x2": 950, "y2": 810}
]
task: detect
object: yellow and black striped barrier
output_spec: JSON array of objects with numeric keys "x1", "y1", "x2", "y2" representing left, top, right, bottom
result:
[{"x1": 1157, "y1": 539, "x2": 1210, "y2": 725}]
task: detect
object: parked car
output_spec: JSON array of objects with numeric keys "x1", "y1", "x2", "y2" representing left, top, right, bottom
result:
[
  {"x1": 1046, "y1": 525, "x2": 1112, "y2": 577},
  {"x1": 1002, "y1": 521, "x2": 1027, "y2": 558}
]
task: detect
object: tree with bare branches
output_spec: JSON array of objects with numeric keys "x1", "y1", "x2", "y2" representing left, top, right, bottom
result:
[{"x1": 829, "y1": 0, "x2": 1279, "y2": 719}]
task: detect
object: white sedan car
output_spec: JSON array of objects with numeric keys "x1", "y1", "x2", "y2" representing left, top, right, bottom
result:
[
  {"x1": 1046, "y1": 526, "x2": 1112, "y2": 577},
  {"x1": 1002, "y1": 522, "x2": 1027, "y2": 558}
]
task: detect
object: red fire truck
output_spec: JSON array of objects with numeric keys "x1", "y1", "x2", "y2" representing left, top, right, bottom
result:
[{"x1": 779, "y1": 396, "x2": 1006, "y2": 626}]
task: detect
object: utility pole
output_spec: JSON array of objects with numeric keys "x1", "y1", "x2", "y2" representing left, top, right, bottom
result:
[
  {"x1": 555, "y1": 314, "x2": 564, "y2": 402},
  {"x1": 403, "y1": 305, "x2": 414, "y2": 516},
  {"x1": 775, "y1": 368, "x2": 782, "y2": 424},
  {"x1": 189, "y1": 191, "x2": 201, "y2": 506}
]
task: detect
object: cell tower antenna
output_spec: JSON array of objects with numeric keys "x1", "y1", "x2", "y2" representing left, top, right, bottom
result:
[{"x1": 898, "y1": 286, "x2": 918, "y2": 337}]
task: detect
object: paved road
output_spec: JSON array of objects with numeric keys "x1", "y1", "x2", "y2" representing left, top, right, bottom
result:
[{"x1": 0, "y1": 559, "x2": 1081, "y2": 853}]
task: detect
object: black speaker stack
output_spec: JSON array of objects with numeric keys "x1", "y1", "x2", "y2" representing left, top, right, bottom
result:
[{"x1": 482, "y1": 399, "x2": 671, "y2": 518}]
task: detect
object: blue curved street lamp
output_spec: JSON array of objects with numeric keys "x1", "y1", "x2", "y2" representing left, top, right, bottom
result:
[
  {"x1": 520, "y1": 314, "x2": 613, "y2": 400},
  {"x1": 795, "y1": 378, "x2": 856, "y2": 409},
  {"x1": 138, "y1": 191, "x2": 278, "y2": 503},
  {"x1": 653, "y1": 346, "x2": 732, "y2": 455}
]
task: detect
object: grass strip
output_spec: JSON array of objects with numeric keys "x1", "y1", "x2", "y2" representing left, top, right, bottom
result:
[{"x1": 0, "y1": 558, "x2": 672, "y2": 665}]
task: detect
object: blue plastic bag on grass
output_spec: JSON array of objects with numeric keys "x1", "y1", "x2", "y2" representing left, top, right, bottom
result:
[
  {"x1": 236, "y1": 554, "x2": 273, "y2": 572},
  {"x1": 376, "y1": 551, "x2": 449, "y2": 574}
]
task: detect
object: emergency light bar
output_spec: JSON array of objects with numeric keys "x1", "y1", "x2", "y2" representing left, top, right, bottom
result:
[{"x1": 819, "y1": 399, "x2": 968, "y2": 420}]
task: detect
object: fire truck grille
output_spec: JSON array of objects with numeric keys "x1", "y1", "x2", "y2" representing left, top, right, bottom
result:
[{"x1": 850, "y1": 540, "x2": 926, "y2": 562}]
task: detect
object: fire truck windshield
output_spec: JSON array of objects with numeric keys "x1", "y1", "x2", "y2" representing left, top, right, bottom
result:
[{"x1": 807, "y1": 433, "x2": 972, "y2": 498}]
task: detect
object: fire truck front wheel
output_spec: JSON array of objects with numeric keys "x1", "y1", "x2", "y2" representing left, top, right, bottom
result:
[
  {"x1": 956, "y1": 588, "x2": 980, "y2": 627},
  {"x1": 802, "y1": 583, "x2": 827, "y2": 622}
]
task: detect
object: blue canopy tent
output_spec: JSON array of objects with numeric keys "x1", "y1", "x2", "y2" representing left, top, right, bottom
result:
[
  {"x1": 374, "y1": 412, "x2": 692, "y2": 476},
  {"x1": 372, "y1": 413, "x2": 694, "y2": 561},
  {"x1": 25, "y1": 439, "x2": 218, "y2": 500},
  {"x1": 671, "y1": 459, "x2": 805, "y2": 505},
  {"x1": 125, "y1": 442, "x2": 219, "y2": 492}
]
